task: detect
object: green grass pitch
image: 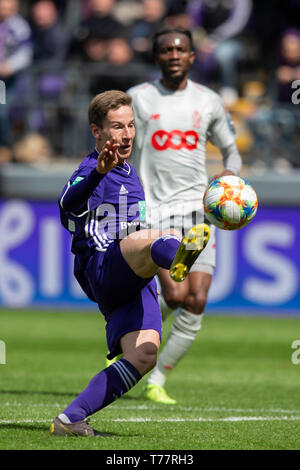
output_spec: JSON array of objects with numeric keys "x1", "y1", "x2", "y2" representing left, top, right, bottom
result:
[{"x1": 0, "y1": 308, "x2": 300, "y2": 450}]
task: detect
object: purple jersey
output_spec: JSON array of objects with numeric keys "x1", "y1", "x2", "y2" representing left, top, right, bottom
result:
[{"x1": 58, "y1": 148, "x2": 146, "y2": 300}]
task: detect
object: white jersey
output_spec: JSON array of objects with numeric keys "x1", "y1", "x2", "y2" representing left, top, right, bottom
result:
[{"x1": 128, "y1": 79, "x2": 236, "y2": 226}]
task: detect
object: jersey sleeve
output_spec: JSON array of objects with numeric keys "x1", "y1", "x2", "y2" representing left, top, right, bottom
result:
[
  {"x1": 59, "y1": 166, "x2": 105, "y2": 216},
  {"x1": 207, "y1": 97, "x2": 237, "y2": 149}
]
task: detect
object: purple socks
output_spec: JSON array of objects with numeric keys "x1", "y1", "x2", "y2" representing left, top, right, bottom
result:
[
  {"x1": 150, "y1": 234, "x2": 180, "y2": 269},
  {"x1": 61, "y1": 358, "x2": 141, "y2": 423}
]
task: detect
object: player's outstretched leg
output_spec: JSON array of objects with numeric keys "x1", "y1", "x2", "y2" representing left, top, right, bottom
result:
[
  {"x1": 120, "y1": 224, "x2": 209, "y2": 282},
  {"x1": 169, "y1": 224, "x2": 210, "y2": 282}
]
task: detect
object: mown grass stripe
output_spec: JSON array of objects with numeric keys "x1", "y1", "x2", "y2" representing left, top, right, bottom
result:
[
  {"x1": 2, "y1": 402, "x2": 300, "y2": 414},
  {"x1": 1, "y1": 416, "x2": 300, "y2": 424}
]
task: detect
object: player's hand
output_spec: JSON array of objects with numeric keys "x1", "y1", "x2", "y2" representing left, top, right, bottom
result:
[
  {"x1": 212, "y1": 170, "x2": 235, "y2": 180},
  {"x1": 96, "y1": 139, "x2": 120, "y2": 174}
]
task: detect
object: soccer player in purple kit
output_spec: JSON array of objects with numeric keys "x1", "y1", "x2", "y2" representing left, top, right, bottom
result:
[{"x1": 50, "y1": 90, "x2": 210, "y2": 436}]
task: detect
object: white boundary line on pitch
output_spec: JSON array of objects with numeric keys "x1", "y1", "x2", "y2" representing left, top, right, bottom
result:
[
  {"x1": 110, "y1": 416, "x2": 300, "y2": 422},
  {"x1": 110, "y1": 406, "x2": 300, "y2": 414},
  {"x1": 3, "y1": 402, "x2": 300, "y2": 414},
  {"x1": 1, "y1": 416, "x2": 300, "y2": 424}
]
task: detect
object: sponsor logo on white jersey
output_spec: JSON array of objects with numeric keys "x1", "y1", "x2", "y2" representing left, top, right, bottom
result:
[{"x1": 151, "y1": 130, "x2": 198, "y2": 150}]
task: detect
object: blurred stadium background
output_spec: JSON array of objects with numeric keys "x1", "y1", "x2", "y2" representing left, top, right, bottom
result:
[{"x1": 0, "y1": 0, "x2": 299, "y2": 315}]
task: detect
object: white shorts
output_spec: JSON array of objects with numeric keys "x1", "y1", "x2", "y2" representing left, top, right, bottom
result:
[{"x1": 190, "y1": 223, "x2": 216, "y2": 274}]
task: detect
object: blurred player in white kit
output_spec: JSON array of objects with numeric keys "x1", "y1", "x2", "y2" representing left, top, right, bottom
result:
[{"x1": 127, "y1": 28, "x2": 242, "y2": 404}]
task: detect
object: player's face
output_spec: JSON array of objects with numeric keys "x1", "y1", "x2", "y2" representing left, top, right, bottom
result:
[
  {"x1": 98, "y1": 105, "x2": 135, "y2": 161},
  {"x1": 155, "y1": 33, "x2": 195, "y2": 84}
]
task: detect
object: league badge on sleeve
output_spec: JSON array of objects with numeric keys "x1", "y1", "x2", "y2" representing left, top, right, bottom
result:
[{"x1": 226, "y1": 111, "x2": 236, "y2": 136}]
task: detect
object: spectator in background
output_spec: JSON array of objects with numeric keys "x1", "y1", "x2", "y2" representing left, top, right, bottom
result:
[
  {"x1": 163, "y1": 0, "x2": 190, "y2": 30},
  {"x1": 72, "y1": 3, "x2": 142, "y2": 151},
  {"x1": 187, "y1": 0, "x2": 253, "y2": 101},
  {"x1": 86, "y1": 33, "x2": 143, "y2": 95},
  {"x1": 0, "y1": 0, "x2": 32, "y2": 151},
  {"x1": 30, "y1": 0, "x2": 70, "y2": 98},
  {"x1": 246, "y1": 28, "x2": 300, "y2": 171},
  {"x1": 79, "y1": 28, "x2": 107, "y2": 63},
  {"x1": 84, "y1": 0, "x2": 122, "y2": 35},
  {"x1": 31, "y1": 0, "x2": 70, "y2": 64},
  {"x1": 275, "y1": 29, "x2": 300, "y2": 103},
  {"x1": 71, "y1": 0, "x2": 124, "y2": 59},
  {"x1": 72, "y1": 0, "x2": 144, "y2": 94},
  {"x1": 130, "y1": 0, "x2": 167, "y2": 63},
  {"x1": 13, "y1": 0, "x2": 71, "y2": 158},
  {"x1": 113, "y1": 0, "x2": 143, "y2": 29},
  {"x1": 12, "y1": 132, "x2": 52, "y2": 166},
  {"x1": 108, "y1": 36, "x2": 134, "y2": 68},
  {"x1": 101, "y1": 35, "x2": 144, "y2": 92}
]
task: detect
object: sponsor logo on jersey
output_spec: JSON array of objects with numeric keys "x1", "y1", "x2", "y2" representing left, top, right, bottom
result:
[
  {"x1": 119, "y1": 184, "x2": 128, "y2": 194},
  {"x1": 119, "y1": 220, "x2": 142, "y2": 230},
  {"x1": 150, "y1": 113, "x2": 160, "y2": 120},
  {"x1": 151, "y1": 130, "x2": 198, "y2": 151}
]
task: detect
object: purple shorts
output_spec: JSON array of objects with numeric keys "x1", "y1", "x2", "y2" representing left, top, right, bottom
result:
[{"x1": 85, "y1": 241, "x2": 162, "y2": 359}]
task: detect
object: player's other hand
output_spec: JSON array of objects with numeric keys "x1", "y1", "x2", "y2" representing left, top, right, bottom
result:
[
  {"x1": 212, "y1": 170, "x2": 235, "y2": 180},
  {"x1": 96, "y1": 139, "x2": 120, "y2": 174}
]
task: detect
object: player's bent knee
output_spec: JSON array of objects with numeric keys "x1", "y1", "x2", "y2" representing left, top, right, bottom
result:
[
  {"x1": 184, "y1": 292, "x2": 207, "y2": 315},
  {"x1": 125, "y1": 342, "x2": 158, "y2": 376},
  {"x1": 163, "y1": 287, "x2": 186, "y2": 309},
  {"x1": 135, "y1": 343, "x2": 158, "y2": 375}
]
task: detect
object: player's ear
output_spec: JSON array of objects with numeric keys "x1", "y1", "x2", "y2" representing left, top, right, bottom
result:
[
  {"x1": 189, "y1": 50, "x2": 196, "y2": 65},
  {"x1": 90, "y1": 123, "x2": 102, "y2": 139}
]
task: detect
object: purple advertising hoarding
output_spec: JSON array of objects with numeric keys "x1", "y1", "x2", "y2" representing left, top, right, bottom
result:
[
  {"x1": 0, "y1": 199, "x2": 299, "y2": 313},
  {"x1": 208, "y1": 206, "x2": 300, "y2": 312}
]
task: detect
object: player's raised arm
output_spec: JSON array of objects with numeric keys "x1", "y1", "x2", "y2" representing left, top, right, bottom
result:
[{"x1": 207, "y1": 97, "x2": 242, "y2": 180}]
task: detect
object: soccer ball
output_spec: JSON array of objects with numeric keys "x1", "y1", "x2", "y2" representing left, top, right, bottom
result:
[{"x1": 203, "y1": 175, "x2": 258, "y2": 230}]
